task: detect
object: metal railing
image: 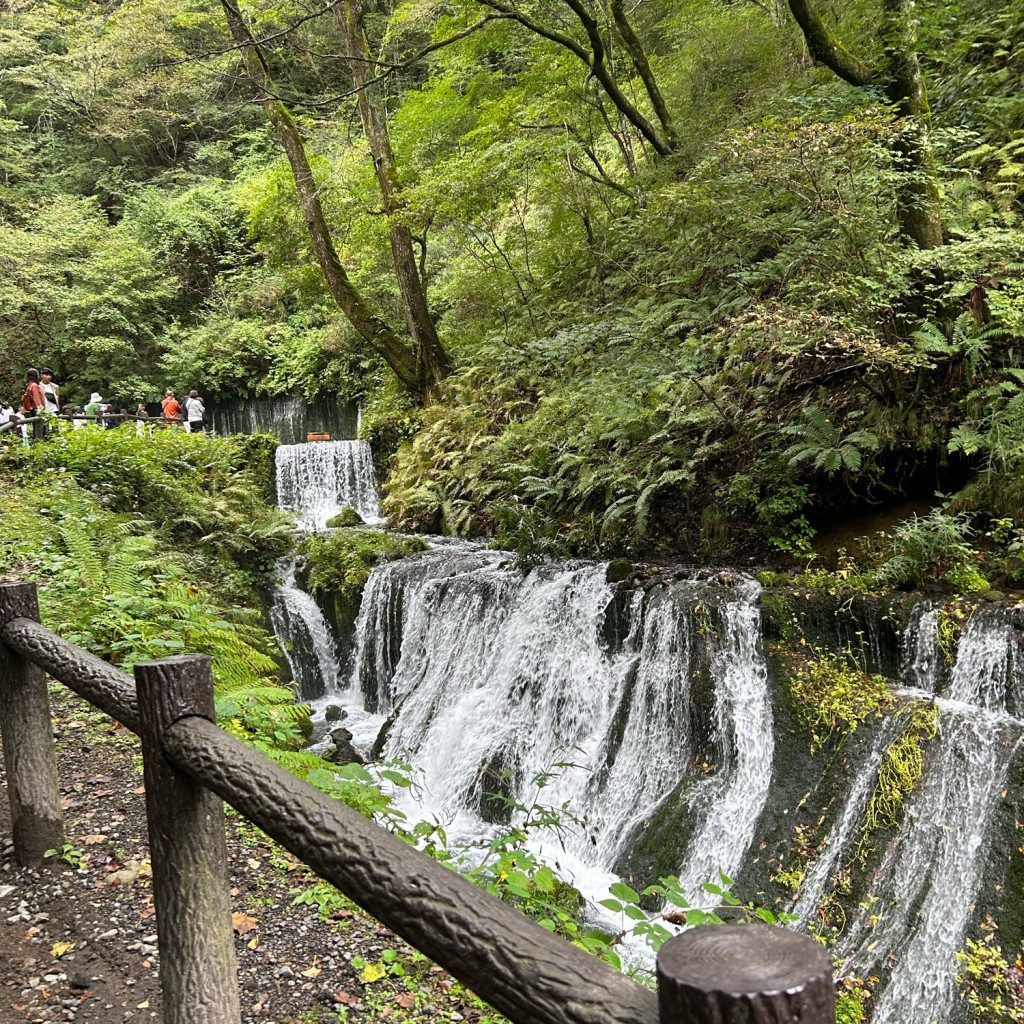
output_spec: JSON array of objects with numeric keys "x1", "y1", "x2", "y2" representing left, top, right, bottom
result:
[{"x1": 0, "y1": 580, "x2": 836, "y2": 1024}]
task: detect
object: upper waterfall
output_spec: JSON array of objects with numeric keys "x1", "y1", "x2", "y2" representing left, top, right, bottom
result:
[{"x1": 276, "y1": 439, "x2": 382, "y2": 529}]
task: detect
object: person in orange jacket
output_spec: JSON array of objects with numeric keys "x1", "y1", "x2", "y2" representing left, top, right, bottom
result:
[
  {"x1": 21, "y1": 368, "x2": 47, "y2": 441},
  {"x1": 160, "y1": 389, "x2": 182, "y2": 426}
]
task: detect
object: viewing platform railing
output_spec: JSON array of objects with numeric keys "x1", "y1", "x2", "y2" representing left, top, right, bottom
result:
[
  {"x1": 0, "y1": 580, "x2": 836, "y2": 1024},
  {"x1": 0, "y1": 413, "x2": 189, "y2": 435}
]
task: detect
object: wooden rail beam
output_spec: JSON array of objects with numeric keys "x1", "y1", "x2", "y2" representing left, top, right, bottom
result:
[{"x1": 0, "y1": 617, "x2": 138, "y2": 731}]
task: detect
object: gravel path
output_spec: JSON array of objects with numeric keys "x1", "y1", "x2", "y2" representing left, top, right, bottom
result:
[{"x1": 0, "y1": 687, "x2": 497, "y2": 1024}]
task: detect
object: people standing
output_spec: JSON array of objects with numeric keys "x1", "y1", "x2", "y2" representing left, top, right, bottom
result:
[
  {"x1": 84, "y1": 392, "x2": 103, "y2": 424},
  {"x1": 135, "y1": 403, "x2": 149, "y2": 437},
  {"x1": 21, "y1": 369, "x2": 46, "y2": 441},
  {"x1": 184, "y1": 389, "x2": 206, "y2": 433},
  {"x1": 40, "y1": 368, "x2": 60, "y2": 419},
  {"x1": 0, "y1": 400, "x2": 12, "y2": 428},
  {"x1": 161, "y1": 389, "x2": 182, "y2": 427}
]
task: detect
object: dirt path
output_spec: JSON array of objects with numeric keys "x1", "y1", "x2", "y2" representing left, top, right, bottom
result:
[{"x1": 0, "y1": 688, "x2": 495, "y2": 1024}]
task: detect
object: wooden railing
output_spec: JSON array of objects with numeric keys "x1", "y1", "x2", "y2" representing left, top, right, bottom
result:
[
  {"x1": 0, "y1": 580, "x2": 836, "y2": 1024},
  {"x1": 0, "y1": 413, "x2": 186, "y2": 435}
]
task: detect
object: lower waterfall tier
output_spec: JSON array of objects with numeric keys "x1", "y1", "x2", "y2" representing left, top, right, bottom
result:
[{"x1": 269, "y1": 544, "x2": 1024, "y2": 1022}]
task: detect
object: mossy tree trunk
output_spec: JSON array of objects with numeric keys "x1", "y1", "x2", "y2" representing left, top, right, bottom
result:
[
  {"x1": 334, "y1": 0, "x2": 450, "y2": 401},
  {"x1": 217, "y1": 0, "x2": 446, "y2": 402},
  {"x1": 786, "y1": 0, "x2": 943, "y2": 250}
]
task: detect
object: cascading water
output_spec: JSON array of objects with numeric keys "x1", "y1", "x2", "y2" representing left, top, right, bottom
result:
[
  {"x1": 269, "y1": 557, "x2": 342, "y2": 700},
  {"x1": 835, "y1": 611, "x2": 1024, "y2": 1024},
  {"x1": 789, "y1": 715, "x2": 902, "y2": 928},
  {"x1": 673, "y1": 591, "x2": 773, "y2": 905},
  {"x1": 276, "y1": 439, "x2": 381, "y2": 529},
  {"x1": 345, "y1": 547, "x2": 773, "y2": 902}
]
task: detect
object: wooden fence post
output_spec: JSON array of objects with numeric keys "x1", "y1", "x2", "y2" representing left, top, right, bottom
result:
[
  {"x1": 657, "y1": 923, "x2": 835, "y2": 1024},
  {"x1": 135, "y1": 655, "x2": 240, "y2": 1024},
  {"x1": 0, "y1": 582, "x2": 64, "y2": 865}
]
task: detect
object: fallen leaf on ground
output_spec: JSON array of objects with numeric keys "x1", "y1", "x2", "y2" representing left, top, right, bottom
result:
[
  {"x1": 104, "y1": 859, "x2": 150, "y2": 887},
  {"x1": 300, "y1": 965, "x2": 320, "y2": 978},
  {"x1": 83, "y1": 834, "x2": 106, "y2": 845},
  {"x1": 51, "y1": 941, "x2": 75, "y2": 958},
  {"x1": 395, "y1": 993, "x2": 417, "y2": 1009},
  {"x1": 231, "y1": 912, "x2": 258, "y2": 935}
]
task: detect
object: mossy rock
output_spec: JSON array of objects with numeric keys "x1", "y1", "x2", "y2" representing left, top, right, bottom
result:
[
  {"x1": 326, "y1": 506, "x2": 365, "y2": 529},
  {"x1": 299, "y1": 528, "x2": 428, "y2": 604}
]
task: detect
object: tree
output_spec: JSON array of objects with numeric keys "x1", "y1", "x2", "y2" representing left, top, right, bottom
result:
[
  {"x1": 472, "y1": 0, "x2": 676, "y2": 158},
  {"x1": 786, "y1": 0, "x2": 943, "y2": 249},
  {"x1": 334, "y1": 0, "x2": 449, "y2": 394},
  {"x1": 217, "y1": 0, "x2": 449, "y2": 401}
]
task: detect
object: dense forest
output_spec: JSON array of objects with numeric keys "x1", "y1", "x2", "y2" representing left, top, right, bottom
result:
[{"x1": 3, "y1": 0, "x2": 1024, "y2": 568}]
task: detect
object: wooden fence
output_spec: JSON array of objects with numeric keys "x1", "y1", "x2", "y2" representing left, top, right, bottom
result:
[
  {"x1": 0, "y1": 580, "x2": 836, "y2": 1024},
  {"x1": 0, "y1": 413, "x2": 186, "y2": 435}
]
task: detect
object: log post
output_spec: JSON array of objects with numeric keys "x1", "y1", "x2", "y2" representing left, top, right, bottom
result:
[
  {"x1": 0, "y1": 582, "x2": 64, "y2": 865},
  {"x1": 135, "y1": 655, "x2": 240, "y2": 1024},
  {"x1": 657, "y1": 924, "x2": 835, "y2": 1023}
]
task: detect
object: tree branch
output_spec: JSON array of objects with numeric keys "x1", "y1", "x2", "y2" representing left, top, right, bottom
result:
[{"x1": 786, "y1": 0, "x2": 874, "y2": 87}]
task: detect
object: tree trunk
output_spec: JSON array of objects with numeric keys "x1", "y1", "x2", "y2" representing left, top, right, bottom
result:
[
  {"x1": 609, "y1": 0, "x2": 676, "y2": 150},
  {"x1": 786, "y1": 0, "x2": 943, "y2": 249},
  {"x1": 218, "y1": 0, "x2": 427, "y2": 399},
  {"x1": 334, "y1": 0, "x2": 450, "y2": 399},
  {"x1": 880, "y1": 0, "x2": 944, "y2": 250}
]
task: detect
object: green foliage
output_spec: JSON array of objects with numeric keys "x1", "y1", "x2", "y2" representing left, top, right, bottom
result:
[
  {"x1": 0, "y1": 429, "x2": 305, "y2": 759},
  {"x1": 785, "y1": 650, "x2": 891, "y2": 752},
  {"x1": 5, "y1": 0, "x2": 1024, "y2": 569},
  {"x1": 957, "y1": 926, "x2": 1024, "y2": 1023},
  {"x1": 299, "y1": 529, "x2": 428, "y2": 603},
  {"x1": 870, "y1": 508, "x2": 989, "y2": 592},
  {"x1": 9, "y1": 428, "x2": 291, "y2": 576},
  {"x1": 858, "y1": 703, "x2": 939, "y2": 864}
]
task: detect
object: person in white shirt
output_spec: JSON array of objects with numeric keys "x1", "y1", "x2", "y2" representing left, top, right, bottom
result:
[
  {"x1": 184, "y1": 390, "x2": 206, "y2": 433},
  {"x1": 0, "y1": 401, "x2": 13, "y2": 428},
  {"x1": 40, "y1": 368, "x2": 60, "y2": 413}
]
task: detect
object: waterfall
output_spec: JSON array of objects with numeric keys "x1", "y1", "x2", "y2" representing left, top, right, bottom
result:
[
  {"x1": 789, "y1": 715, "x2": 902, "y2": 928},
  {"x1": 837, "y1": 612, "x2": 1024, "y2": 1024},
  {"x1": 270, "y1": 557, "x2": 342, "y2": 700},
  {"x1": 346, "y1": 547, "x2": 773, "y2": 896},
  {"x1": 276, "y1": 440, "x2": 381, "y2": 529},
  {"x1": 673, "y1": 589, "x2": 773, "y2": 904},
  {"x1": 211, "y1": 395, "x2": 358, "y2": 444}
]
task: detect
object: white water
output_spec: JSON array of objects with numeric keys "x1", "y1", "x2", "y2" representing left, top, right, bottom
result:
[
  {"x1": 276, "y1": 439, "x2": 381, "y2": 529},
  {"x1": 674, "y1": 592, "x2": 774, "y2": 905},
  {"x1": 343, "y1": 548, "x2": 774, "y2": 916},
  {"x1": 790, "y1": 714, "x2": 903, "y2": 928},
  {"x1": 263, "y1": 437, "x2": 1023, "y2": 1023},
  {"x1": 269, "y1": 557, "x2": 342, "y2": 700},
  {"x1": 838, "y1": 614, "x2": 1024, "y2": 1024}
]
